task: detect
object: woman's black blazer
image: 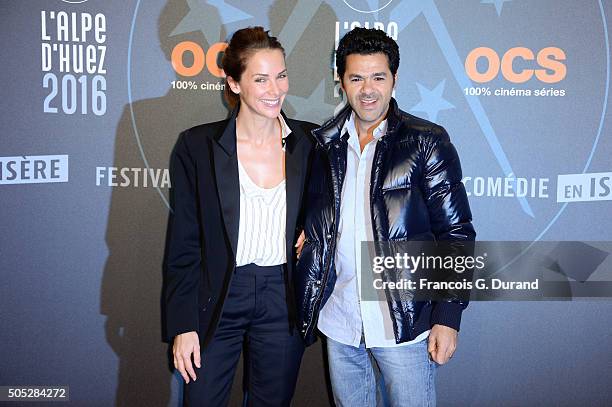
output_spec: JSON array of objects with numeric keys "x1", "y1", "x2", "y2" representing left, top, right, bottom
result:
[{"x1": 164, "y1": 106, "x2": 316, "y2": 346}]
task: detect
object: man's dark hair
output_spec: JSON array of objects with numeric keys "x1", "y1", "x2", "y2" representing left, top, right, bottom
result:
[{"x1": 336, "y1": 27, "x2": 400, "y2": 81}]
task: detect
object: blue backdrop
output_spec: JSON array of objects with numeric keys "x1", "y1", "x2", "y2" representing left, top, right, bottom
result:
[{"x1": 1, "y1": 0, "x2": 611, "y2": 405}]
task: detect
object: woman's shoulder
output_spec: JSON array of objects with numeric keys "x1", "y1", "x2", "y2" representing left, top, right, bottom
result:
[
  {"x1": 173, "y1": 118, "x2": 231, "y2": 158},
  {"x1": 181, "y1": 118, "x2": 231, "y2": 142},
  {"x1": 285, "y1": 118, "x2": 320, "y2": 148},
  {"x1": 285, "y1": 118, "x2": 319, "y2": 134}
]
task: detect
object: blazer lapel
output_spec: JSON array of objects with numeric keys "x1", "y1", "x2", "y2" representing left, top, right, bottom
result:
[
  {"x1": 212, "y1": 108, "x2": 309, "y2": 262},
  {"x1": 212, "y1": 110, "x2": 240, "y2": 257}
]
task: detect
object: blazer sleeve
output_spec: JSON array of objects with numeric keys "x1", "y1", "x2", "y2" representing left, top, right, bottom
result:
[
  {"x1": 421, "y1": 126, "x2": 476, "y2": 331},
  {"x1": 164, "y1": 130, "x2": 201, "y2": 341}
]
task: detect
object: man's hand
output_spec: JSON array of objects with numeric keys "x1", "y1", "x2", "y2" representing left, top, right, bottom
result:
[
  {"x1": 173, "y1": 331, "x2": 201, "y2": 383},
  {"x1": 295, "y1": 231, "x2": 306, "y2": 258},
  {"x1": 428, "y1": 324, "x2": 457, "y2": 365}
]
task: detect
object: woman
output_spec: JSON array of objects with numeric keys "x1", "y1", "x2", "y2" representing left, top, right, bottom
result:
[{"x1": 164, "y1": 27, "x2": 316, "y2": 406}]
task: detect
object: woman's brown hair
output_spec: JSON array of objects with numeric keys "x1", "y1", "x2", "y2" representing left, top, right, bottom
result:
[{"x1": 221, "y1": 26, "x2": 285, "y2": 108}]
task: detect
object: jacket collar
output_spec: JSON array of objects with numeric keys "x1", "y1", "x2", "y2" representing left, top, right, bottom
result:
[
  {"x1": 280, "y1": 111, "x2": 304, "y2": 154},
  {"x1": 311, "y1": 97, "x2": 404, "y2": 146},
  {"x1": 214, "y1": 103, "x2": 239, "y2": 156}
]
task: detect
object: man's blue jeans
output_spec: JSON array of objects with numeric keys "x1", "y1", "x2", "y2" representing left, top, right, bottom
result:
[{"x1": 326, "y1": 337, "x2": 436, "y2": 407}]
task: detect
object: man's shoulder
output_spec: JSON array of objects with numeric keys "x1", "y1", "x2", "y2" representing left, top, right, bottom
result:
[{"x1": 394, "y1": 108, "x2": 450, "y2": 143}]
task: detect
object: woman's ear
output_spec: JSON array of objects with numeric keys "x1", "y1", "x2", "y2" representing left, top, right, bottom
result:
[{"x1": 226, "y1": 76, "x2": 240, "y2": 94}]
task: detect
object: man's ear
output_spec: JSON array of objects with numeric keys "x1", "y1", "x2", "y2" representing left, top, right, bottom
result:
[{"x1": 226, "y1": 76, "x2": 240, "y2": 94}]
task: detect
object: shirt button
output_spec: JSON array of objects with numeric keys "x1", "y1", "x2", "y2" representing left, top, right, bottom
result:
[
  {"x1": 326, "y1": 233, "x2": 332, "y2": 239},
  {"x1": 315, "y1": 280, "x2": 321, "y2": 286}
]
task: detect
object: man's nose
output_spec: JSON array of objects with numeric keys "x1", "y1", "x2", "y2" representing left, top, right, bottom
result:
[{"x1": 360, "y1": 78, "x2": 374, "y2": 94}]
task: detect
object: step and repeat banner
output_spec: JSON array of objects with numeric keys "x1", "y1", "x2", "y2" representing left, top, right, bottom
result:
[{"x1": 2, "y1": 0, "x2": 612, "y2": 406}]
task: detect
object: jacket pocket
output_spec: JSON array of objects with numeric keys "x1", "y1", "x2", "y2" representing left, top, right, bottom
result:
[
  {"x1": 382, "y1": 179, "x2": 412, "y2": 192},
  {"x1": 295, "y1": 240, "x2": 322, "y2": 305}
]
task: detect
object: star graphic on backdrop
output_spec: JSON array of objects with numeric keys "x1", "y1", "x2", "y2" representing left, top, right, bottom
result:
[
  {"x1": 208, "y1": 0, "x2": 253, "y2": 25},
  {"x1": 170, "y1": 0, "x2": 252, "y2": 44},
  {"x1": 480, "y1": 0, "x2": 512, "y2": 16},
  {"x1": 409, "y1": 80, "x2": 455, "y2": 122},
  {"x1": 285, "y1": 79, "x2": 336, "y2": 122}
]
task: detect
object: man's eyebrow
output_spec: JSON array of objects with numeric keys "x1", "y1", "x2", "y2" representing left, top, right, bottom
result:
[{"x1": 347, "y1": 72, "x2": 388, "y2": 78}]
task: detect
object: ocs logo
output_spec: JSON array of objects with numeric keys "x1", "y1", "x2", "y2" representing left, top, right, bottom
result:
[
  {"x1": 465, "y1": 46, "x2": 566, "y2": 83},
  {"x1": 171, "y1": 41, "x2": 228, "y2": 78}
]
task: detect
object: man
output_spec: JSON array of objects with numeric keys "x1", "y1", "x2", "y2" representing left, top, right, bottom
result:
[{"x1": 294, "y1": 27, "x2": 475, "y2": 406}]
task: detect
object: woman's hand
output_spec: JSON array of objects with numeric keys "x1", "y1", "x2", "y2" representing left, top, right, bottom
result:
[
  {"x1": 295, "y1": 231, "x2": 306, "y2": 258},
  {"x1": 173, "y1": 331, "x2": 201, "y2": 383}
]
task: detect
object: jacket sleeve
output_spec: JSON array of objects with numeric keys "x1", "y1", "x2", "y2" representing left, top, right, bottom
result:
[
  {"x1": 421, "y1": 126, "x2": 476, "y2": 331},
  {"x1": 164, "y1": 131, "x2": 201, "y2": 341},
  {"x1": 295, "y1": 122, "x2": 318, "y2": 233}
]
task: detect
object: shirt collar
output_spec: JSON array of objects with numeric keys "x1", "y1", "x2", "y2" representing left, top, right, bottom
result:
[
  {"x1": 278, "y1": 114, "x2": 292, "y2": 140},
  {"x1": 341, "y1": 113, "x2": 388, "y2": 149}
]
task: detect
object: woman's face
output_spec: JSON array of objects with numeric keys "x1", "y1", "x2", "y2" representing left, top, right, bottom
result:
[{"x1": 228, "y1": 48, "x2": 288, "y2": 120}]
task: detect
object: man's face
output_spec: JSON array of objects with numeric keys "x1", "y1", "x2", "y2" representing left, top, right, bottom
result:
[{"x1": 341, "y1": 52, "x2": 396, "y2": 133}]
